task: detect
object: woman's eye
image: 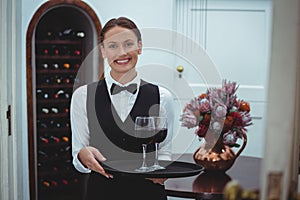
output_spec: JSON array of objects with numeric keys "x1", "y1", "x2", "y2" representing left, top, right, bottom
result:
[
  {"x1": 124, "y1": 42, "x2": 134, "y2": 48},
  {"x1": 108, "y1": 44, "x2": 118, "y2": 49}
]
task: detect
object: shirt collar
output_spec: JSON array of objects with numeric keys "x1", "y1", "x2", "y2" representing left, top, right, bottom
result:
[{"x1": 105, "y1": 71, "x2": 140, "y2": 93}]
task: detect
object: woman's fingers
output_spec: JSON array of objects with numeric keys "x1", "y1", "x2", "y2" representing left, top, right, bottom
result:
[
  {"x1": 78, "y1": 146, "x2": 113, "y2": 178},
  {"x1": 146, "y1": 178, "x2": 168, "y2": 185},
  {"x1": 90, "y1": 147, "x2": 107, "y2": 162}
]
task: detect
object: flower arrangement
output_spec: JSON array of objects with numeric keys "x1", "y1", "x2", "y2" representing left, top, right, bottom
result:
[{"x1": 180, "y1": 80, "x2": 252, "y2": 147}]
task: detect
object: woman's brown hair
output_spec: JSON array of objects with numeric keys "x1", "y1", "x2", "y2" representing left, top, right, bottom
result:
[{"x1": 100, "y1": 17, "x2": 142, "y2": 45}]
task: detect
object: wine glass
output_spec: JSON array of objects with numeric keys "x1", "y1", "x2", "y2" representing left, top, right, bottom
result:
[
  {"x1": 150, "y1": 116, "x2": 168, "y2": 170},
  {"x1": 134, "y1": 116, "x2": 155, "y2": 172}
]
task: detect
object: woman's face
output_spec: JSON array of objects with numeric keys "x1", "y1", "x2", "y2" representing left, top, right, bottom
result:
[{"x1": 101, "y1": 26, "x2": 142, "y2": 79}]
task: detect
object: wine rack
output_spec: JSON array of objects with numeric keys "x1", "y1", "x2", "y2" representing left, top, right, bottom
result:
[
  {"x1": 35, "y1": 30, "x2": 84, "y2": 200},
  {"x1": 27, "y1": 2, "x2": 102, "y2": 199}
]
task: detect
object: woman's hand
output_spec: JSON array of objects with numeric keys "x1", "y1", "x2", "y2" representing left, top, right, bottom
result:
[
  {"x1": 78, "y1": 146, "x2": 113, "y2": 178},
  {"x1": 146, "y1": 178, "x2": 168, "y2": 185}
]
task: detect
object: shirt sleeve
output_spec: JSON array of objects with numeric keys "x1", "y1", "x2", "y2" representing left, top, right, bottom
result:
[
  {"x1": 157, "y1": 86, "x2": 174, "y2": 161},
  {"x1": 70, "y1": 85, "x2": 91, "y2": 173}
]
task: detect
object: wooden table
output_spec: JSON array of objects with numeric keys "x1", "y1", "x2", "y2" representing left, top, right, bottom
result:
[{"x1": 165, "y1": 154, "x2": 261, "y2": 199}]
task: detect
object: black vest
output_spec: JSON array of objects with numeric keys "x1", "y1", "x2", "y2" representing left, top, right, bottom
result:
[{"x1": 86, "y1": 79, "x2": 160, "y2": 161}]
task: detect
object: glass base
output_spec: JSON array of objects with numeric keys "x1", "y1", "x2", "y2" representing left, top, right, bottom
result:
[
  {"x1": 151, "y1": 164, "x2": 166, "y2": 171},
  {"x1": 135, "y1": 166, "x2": 155, "y2": 173}
]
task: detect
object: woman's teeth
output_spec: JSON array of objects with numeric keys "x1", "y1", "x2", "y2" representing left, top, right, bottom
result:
[{"x1": 116, "y1": 59, "x2": 130, "y2": 64}]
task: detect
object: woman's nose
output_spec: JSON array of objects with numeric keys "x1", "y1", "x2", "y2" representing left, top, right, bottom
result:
[{"x1": 118, "y1": 46, "x2": 127, "y2": 56}]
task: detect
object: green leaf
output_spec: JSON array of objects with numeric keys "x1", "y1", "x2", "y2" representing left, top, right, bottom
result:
[{"x1": 233, "y1": 143, "x2": 240, "y2": 148}]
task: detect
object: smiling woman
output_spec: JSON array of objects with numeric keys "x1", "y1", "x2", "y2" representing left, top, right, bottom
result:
[{"x1": 70, "y1": 16, "x2": 174, "y2": 200}]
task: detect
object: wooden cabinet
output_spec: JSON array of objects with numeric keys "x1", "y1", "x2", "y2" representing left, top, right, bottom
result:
[{"x1": 26, "y1": 1, "x2": 102, "y2": 199}]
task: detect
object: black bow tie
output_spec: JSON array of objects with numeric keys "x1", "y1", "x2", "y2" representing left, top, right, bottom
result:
[{"x1": 110, "y1": 83, "x2": 137, "y2": 95}]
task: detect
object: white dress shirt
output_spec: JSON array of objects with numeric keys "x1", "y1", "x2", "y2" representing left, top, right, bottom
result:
[{"x1": 70, "y1": 72, "x2": 174, "y2": 173}]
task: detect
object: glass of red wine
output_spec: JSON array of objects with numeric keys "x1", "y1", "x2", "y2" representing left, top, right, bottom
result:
[
  {"x1": 134, "y1": 116, "x2": 155, "y2": 172},
  {"x1": 150, "y1": 116, "x2": 168, "y2": 170}
]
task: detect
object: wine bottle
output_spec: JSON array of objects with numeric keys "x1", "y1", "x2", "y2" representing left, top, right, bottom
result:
[
  {"x1": 37, "y1": 120, "x2": 48, "y2": 129},
  {"x1": 58, "y1": 28, "x2": 75, "y2": 40},
  {"x1": 37, "y1": 76, "x2": 51, "y2": 85},
  {"x1": 73, "y1": 49, "x2": 81, "y2": 56},
  {"x1": 61, "y1": 179, "x2": 68, "y2": 185},
  {"x1": 51, "y1": 107, "x2": 59, "y2": 114},
  {"x1": 65, "y1": 77, "x2": 71, "y2": 84},
  {"x1": 42, "y1": 180, "x2": 51, "y2": 188},
  {"x1": 42, "y1": 48, "x2": 49, "y2": 55},
  {"x1": 74, "y1": 63, "x2": 80, "y2": 69},
  {"x1": 51, "y1": 180, "x2": 58, "y2": 187},
  {"x1": 62, "y1": 136, "x2": 69, "y2": 143},
  {"x1": 44, "y1": 77, "x2": 51, "y2": 84},
  {"x1": 40, "y1": 63, "x2": 49, "y2": 69},
  {"x1": 52, "y1": 63, "x2": 59, "y2": 69},
  {"x1": 45, "y1": 31, "x2": 55, "y2": 40},
  {"x1": 76, "y1": 31, "x2": 85, "y2": 38},
  {"x1": 54, "y1": 76, "x2": 63, "y2": 84},
  {"x1": 54, "y1": 89, "x2": 64, "y2": 99},
  {"x1": 41, "y1": 108, "x2": 49, "y2": 114},
  {"x1": 38, "y1": 150, "x2": 48, "y2": 159},
  {"x1": 52, "y1": 45, "x2": 60, "y2": 55},
  {"x1": 39, "y1": 136, "x2": 49, "y2": 144},
  {"x1": 54, "y1": 89, "x2": 71, "y2": 99},
  {"x1": 64, "y1": 107, "x2": 69, "y2": 113},
  {"x1": 63, "y1": 63, "x2": 70, "y2": 69},
  {"x1": 50, "y1": 136, "x2": 60, "y2": 143},
  {"x1": 36, "y1": 89, "x2": 49, "y2": 99},
  {"x1": 49, "y1": 120, "x2": 61, "y2": 128},
  {"x1": 41, "y1": 180, "x2": 58, "y2": 188},
  {"x1": 65, "y1": 75, "x2": 75, "y2": 84},
  {"x1": 37, "y1": 30, "x2": 54, "y2": 40}
]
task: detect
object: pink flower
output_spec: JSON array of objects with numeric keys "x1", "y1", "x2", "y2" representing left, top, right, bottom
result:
[
  {"x1": 214, "y1": 104, "x2": 227, "y2": 118},
  {"x1": 223, "y1": 130, "x2": 238, "y2": 146},
  {"x1": 180, "y1": 112, "x2": 198, "y2": 128},
  {"x1": 223, "y1": 80, "x2": 238, "y2": 96},
  {"x1": 199, "y1": 99, "x2": 210, "y2": 113},
  {"x1": 211, "y1": 120, "x2": 223, "y2": 132}
]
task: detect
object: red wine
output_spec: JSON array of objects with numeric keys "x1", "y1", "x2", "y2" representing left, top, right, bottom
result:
[
  {"x1": 150, "y1": 129, "x2": 167, "y2": 144},
  {"x1": 135, "y1": 129, "x2": 155, "y2": 144},
  {"x1": 135, "y1": 129, "x2": 167, "y2": 144}
]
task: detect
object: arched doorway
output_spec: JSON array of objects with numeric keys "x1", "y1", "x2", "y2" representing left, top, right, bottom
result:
[{"x1": 26, "y1": 1, "x2": 102, "y2": 199}]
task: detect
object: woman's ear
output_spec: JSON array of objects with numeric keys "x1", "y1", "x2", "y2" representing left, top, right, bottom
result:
[
  {"x1": 100, "y1": 45, "x2": 106, "y2": 58},
  {"x1": 138, "y1": 41, "x2": 142, "y2": 54}
]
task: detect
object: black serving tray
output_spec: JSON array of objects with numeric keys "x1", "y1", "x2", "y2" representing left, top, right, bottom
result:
[{"x1": 101, "y1": 160, "x2": 204, "y2": 178}]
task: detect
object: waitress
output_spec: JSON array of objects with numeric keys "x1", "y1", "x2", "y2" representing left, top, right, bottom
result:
[{"x1": 70, "y1": 17, "x2": 174, "y2": 200}]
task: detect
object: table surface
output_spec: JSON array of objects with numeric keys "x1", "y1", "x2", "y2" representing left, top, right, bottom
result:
[{"x1": 164, "y1": 154, "x2": 261, "y2": 199}]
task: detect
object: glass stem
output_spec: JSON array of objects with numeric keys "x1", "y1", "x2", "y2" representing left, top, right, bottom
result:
[
  {"x1": 154, "y1": 142, "x2": 159, "y2": 166},
  {"x1": 141, "y1": 144, "x2": 147, "y2": 168}
]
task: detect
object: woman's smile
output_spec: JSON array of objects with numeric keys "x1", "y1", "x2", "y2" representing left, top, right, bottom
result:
[{"x1": 114, "y1": 58, "x2": 131, "y2": 65}]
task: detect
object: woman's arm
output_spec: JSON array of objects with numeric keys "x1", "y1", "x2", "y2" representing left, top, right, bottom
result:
[
  {"x1": 70, "y1": 85, "x2": 111, "y2": 178},
  {"x1": 157, "y1": 86, "x2": 174, "y2": 161}
]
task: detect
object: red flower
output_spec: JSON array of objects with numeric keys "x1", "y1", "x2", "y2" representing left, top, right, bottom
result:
[
  {"x1": 235, "y1": 100, "x2": 251, "y2": 112},
  {"x1": 198, "y1": 93, "x2": 207, "y2": 99},
  {"x1": 223, "y1": 115, "x2": 234, "y2": 132},
  {"x1": 196, "y1": 124, "x2": 208, "y2": 137},
  {"x1": 229, "y1": 112, "x2": 243, "y2": 127},
  {"x1": 200, "y1": 113, "x2": 211, "y2": 126}
]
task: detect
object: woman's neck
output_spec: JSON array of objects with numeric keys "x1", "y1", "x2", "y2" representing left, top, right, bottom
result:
[{"x1": 110, "y1": 69, "x2": 137, "y2": 85}]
